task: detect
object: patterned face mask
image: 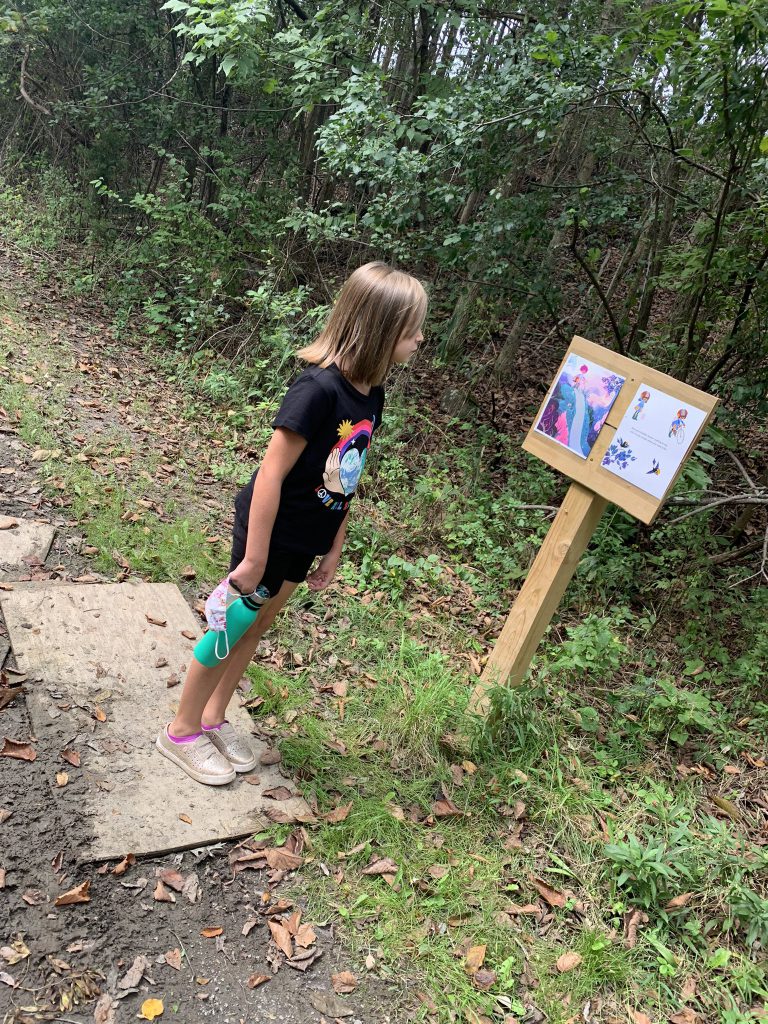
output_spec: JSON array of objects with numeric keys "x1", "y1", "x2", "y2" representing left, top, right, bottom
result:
[
  {"x1": 203, "y1": 576, "x2": 270, "y2": 661},
  {"x1": 204, "y1": 576, "x2": 241, "y2": 660}
]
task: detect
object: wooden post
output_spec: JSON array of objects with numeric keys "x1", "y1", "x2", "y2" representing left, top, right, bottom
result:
[{"x1": 468, "y1": 482, "x2": 608, "y2": 716}]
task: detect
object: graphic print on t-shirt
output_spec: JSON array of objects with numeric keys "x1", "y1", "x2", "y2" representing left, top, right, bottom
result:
[{"x1": 316, "y1": 417, "x2": 374, "y2": 511}]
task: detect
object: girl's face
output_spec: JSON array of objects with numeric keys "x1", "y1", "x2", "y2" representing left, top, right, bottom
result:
[{"x1": 390, "y1": 325, "x2": 424, "y2": 365}]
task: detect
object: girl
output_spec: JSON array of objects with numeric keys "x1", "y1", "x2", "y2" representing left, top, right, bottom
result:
[{"x1": 156, "y1": 262, "x2": 427, "y2": 785}]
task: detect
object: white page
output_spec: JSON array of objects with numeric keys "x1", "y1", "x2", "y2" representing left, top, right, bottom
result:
[{"x1": 601, "y1": 383, "x2": 707, "y2": 499}]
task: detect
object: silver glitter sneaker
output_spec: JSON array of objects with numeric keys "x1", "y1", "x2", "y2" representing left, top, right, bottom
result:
[
  {"x1": 202, "y1": 721, "x2": 258, "y2": 773},
  {"x1": 156, "y1": 726, "x2": 236, "y2": 786}
]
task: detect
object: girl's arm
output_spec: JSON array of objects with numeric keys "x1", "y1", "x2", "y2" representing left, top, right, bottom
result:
[{"x1": 230, "y1": 427, "x2": 307, "y2": 593}]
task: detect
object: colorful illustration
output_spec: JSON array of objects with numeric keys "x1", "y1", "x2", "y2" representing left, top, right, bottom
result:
[
  {"x1": 632, "y1": 390, "x2": 651, "y2": 420},
  {"x1": 601, "y1": 383, "x2": 707, "y2": 500},
  {"x1": 315, "y1": 417, "x2": 374, "y2": 511},
  {"x1": 535, "y1": 354, "x2": 625, "y2": 459},
  {"x1": 601, "y1": 436, "x2": 637, "y2": 471},
  {"x1": 669, "y1": 408, "x2": 688, "y2": 443}
]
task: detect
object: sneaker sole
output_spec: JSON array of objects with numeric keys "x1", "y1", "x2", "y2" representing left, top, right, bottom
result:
[{"x1": 155, "y1": 736, "x2": 236, "y2": 786}]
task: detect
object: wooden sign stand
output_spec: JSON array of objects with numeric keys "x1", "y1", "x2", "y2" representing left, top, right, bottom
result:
[{"x1": 468, "y1": 336, "x2": 718, "y2": 717}]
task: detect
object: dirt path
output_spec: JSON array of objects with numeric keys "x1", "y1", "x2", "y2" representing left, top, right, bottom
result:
[{"x1": 0, "y1": 249, "x2": 398, "y2": 1024}]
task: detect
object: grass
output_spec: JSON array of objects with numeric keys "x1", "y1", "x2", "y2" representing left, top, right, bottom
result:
[{"x1": 1, "y1": 271, "x2": 767, "y2": 1024}]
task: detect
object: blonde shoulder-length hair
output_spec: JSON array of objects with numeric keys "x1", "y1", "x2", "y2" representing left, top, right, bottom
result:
[{"x1": 296, "y1": 262, "x2": 427, "y2": 386}]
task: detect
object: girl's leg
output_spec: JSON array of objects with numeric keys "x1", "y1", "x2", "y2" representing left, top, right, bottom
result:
[
  {"x1": 168, "y1": 658, "x2": 230, "y2": 738},
  {"x1": 201, "y1": 580, "x2": 299, "y2": 726}
]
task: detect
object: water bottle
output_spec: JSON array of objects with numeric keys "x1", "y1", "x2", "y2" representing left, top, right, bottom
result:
[{"x1": 193, "y1": 583, "x2": 270, "y2": 668}]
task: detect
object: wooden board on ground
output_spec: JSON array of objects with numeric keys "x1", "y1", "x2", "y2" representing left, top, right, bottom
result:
[
  {"x1": 0, "y1": 519, "x2": 55, "y2": 577},
  {"x1": 1, "y1": 580, "x2": 312, "y2": 861}
]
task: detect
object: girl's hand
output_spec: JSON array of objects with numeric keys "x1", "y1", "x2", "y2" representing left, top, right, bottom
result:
[
  {"x1": 230, "y1": 559, "x2": 266, "y2": 596},
  {"x1": 306, "y1": 551, "x2": 340, "y2": 591}
]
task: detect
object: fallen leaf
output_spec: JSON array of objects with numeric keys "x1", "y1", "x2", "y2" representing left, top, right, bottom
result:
[
  {"x1": 0, "y1": 517, "x2": 18, "y2": 530},
  {"x1": 385, "y1": 802, "x2": 405, "y2": 821},
  {"x1": 179, "y1": 814, "x2": 192, "y2": 824},
  {"x1": 182, "y1": 873, "x2": 200, "y2": 903},
  {"x1": 22, "y1": 889, "x2": 47, "y2": 906},
  {"x1": 60, "y1": 748, "x2": 80, "y2": 767},
  {"x1": 332, "y1": 680, "x2": 348, "y2": 697},
  {"x1": 710, "y1": 794, "x2": 741, "y2": 821},
  {"x1": 0, "y1": 971, "x2": 18, "y2": 988},
  {"x1": 473, "y1": 968, "x2": 497, "y2": 991},
  {"x1": 259, "y1": 748, "x2": 281, "y2": 765},
  {"x1": 432, "y1": 797, "x2": 463, "y2": 817},
  {"x1": 332, "y1": 971, "x2": 358, "y2": 993},
  {"x1": 154, "y1": 880, "x2": 176, "y2": 903},
  {"x1": 681, "y1": 977, "x2": 697, "y2": 1000},
  {"x1": 139, "y1": 997, "x2": 164, "y2": 1020},
  {"x1": 145, "y1": 615, "x2": 167, "y2": 627},
  {"x1": 465, "y1": 945, "x2": 486, "y2": 975},
  {"x1": 200, "y1": 927, "x2": 223, "y2": 938},
  {"x1": 156, "y1": 868, "x2": 185, "y2": 892},
  {"x1": 531, "y1": 877, "x2": 566, "y2": 908},
  {"x1": 164, "y1": 948, "x2": 182, "y2": 971},
  {"x1": 556, "y1": 952, "x2": 583, "y2": 973},
  {"x1": 112, "y1": 854, "x2": 136, "y2": 877},
  {"x1": 180, "y1": 630, "x2": 196, "y2": 640},
  {"x1": 264, "y1": 805, "x2": 299, "y2": 824},
  {"x1": 324, "y1": 802, "x2": 352, "y2": 823},
  {"x1": 0, "y1": 737, "x2": 36, "y2": 762},
  {"x1": 624, "y1": 907, "x2": 648, "y2": 948},
  {"x1": 56, "y1": 771, "x2": 68, "y2": 787},
  {"x1": 54, "y1": 879, "x2": 91, "y2": 906},
  {"x1": 268, "y1": 920, "x2": 293, "y2": 959},
  {"x1": 264, "y1": 847, "x2": 303, "y2": 872},
  {"x1": 294, "y1": 922, "x2": 317, "y2": 949},
  {"x1": 247, "y1": 974, "x2": 270, "y2": 989},
  {"x1": 669, "y1": 1010, "x2": 697, "y2": 1024},
  {"x1": 631, "y1": 1012, "x2": 653, "y2": 1024},
  {"x1": 1, "y1": 939, "x2": 30, "y2": 964},
  {"x1": 362, "y1": 856, "x2": 398, "y2": 877},
  {"x1": 93, "y1": 992, "x2": 115, "y2": 1023},
  {"x1": 118, "y1": 954, "x2": 150, "y2": 988},
  {"x1": 506, "y1": 903, "x2": 540, "y2": 916},
  {"x1": 665, "y1": 893, "x2": 694, "y2": 910},
  {"x1": 310, "y1": 992, "x2": 354, "y2": 1018},
  {"x1": 263, "y1": 786, "x2": 293, "y2": 801},
  {"x1": 365, "y1": 954, "x2": 376, "y2": 970}
]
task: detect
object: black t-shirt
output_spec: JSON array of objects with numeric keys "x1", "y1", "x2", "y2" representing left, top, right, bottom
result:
[{"x1": 235, "y1": 363, "x2": 385, "y2": 555}]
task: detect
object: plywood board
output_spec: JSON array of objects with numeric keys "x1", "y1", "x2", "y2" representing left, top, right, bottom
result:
[
  {"x1": 0, "y1": 519, "x2": 55, "y2": 577},
  {"x1": 1, "y1": 580, "x2": 312, "y2": 861},
  {"x1": 524, "y1": 337, "x2": 719, "y2": 523}
]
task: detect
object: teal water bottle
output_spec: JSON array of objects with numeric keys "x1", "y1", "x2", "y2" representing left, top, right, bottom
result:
[{"x1": 194, "y1": 584, "x2": 270, "y2": 668}]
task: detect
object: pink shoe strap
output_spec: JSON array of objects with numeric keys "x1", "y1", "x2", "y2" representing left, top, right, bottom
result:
[{"x1": 202, "y1": 719, "x2": 228, "y2": 732}]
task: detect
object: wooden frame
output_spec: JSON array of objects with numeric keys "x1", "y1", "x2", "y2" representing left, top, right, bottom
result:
[{"x1": 523, "y1": 337, "x2": 719, "y2": 525}]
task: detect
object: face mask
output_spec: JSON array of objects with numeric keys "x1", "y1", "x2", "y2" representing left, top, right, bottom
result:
[{"x1": 203, "y1": 576, "x2": 271, "y2": 661}]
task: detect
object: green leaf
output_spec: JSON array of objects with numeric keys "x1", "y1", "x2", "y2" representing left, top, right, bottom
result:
[{"x1": 220, "y1": 54, "x2": 237, "y2": 77}]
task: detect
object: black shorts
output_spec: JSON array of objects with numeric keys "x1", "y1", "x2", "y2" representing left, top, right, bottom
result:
[{"x1": 229, "y1": 513, "x2": 316, "y2": 598}]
